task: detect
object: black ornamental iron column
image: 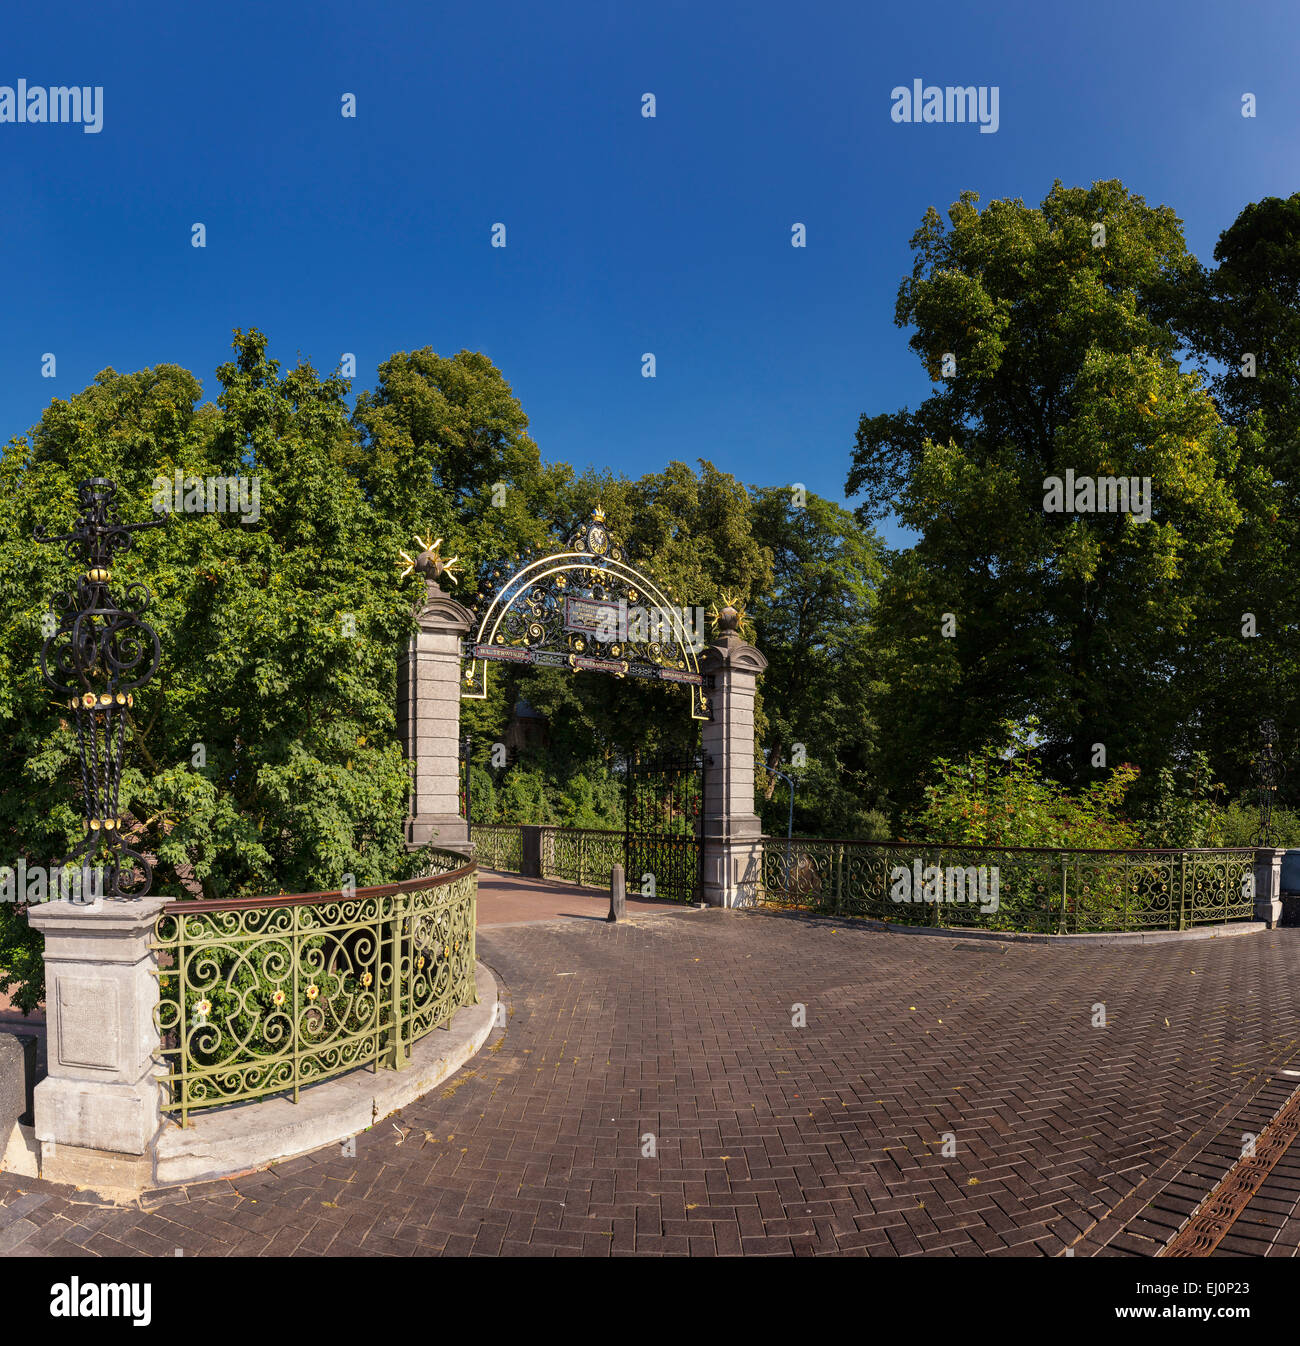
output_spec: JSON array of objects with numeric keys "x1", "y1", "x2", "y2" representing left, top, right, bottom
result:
[
  {"x1": 1255, "y1": 719, "x2": 1282, "y2": 846},
  {"x1": 1252, "y1": 719, "x2": 1287, "y2": 929},
  {"x1": 27, "y1": 478, "x2": 170, "y2": 1175},
  {"x1": 34, "y1": 478, "x2": 168, "y2": 899}
]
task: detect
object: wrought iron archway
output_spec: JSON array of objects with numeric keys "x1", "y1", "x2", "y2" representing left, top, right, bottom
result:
[
  {"x1": 461, "y1": 508, "x2": 709, "y2": 720},
  {"x1": 457, "y1": 508, "x2": 718, "y2": 900}
]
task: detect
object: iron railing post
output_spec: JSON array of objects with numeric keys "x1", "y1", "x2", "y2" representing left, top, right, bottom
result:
[
  {"x1": 292, "y1": 906, "x2": 302, "y2": 1101},
  {"x1": 387, "y1": 906, "x2": 406, "y2": 1070},
  {"x1": 1179, "y1": 851, "x2": 1188, "y2": 931},
  {"x1": 178, "y1": 928, "x2": 190, "y2": 1127}
]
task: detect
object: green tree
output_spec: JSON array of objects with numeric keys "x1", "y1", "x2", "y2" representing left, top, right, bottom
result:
[
  {"x1": 351, "y1": 346, "x2": 565, "y2": 586},
  {"x1": 1137, "y1": 751, "x2": 1224, "y2": 848},
  {"x1": 351, "y1": 346, "x2": 566, "y2": 760},
  {"x1": 0, "y1": 332, "x2": 438, "y2": 1008},
  {"x1": 848, "y1": 181, "x2": 1243, "y2": 816},
  {"x1": 911, "y1": 719, "x2": 1140, "y2": 850},
  {"x1": 1153, "y1": 193, "x2": 1300, "y2": 797},
  {"x1": 748, "y1": 487, "x2": 890, "y2": 838}
]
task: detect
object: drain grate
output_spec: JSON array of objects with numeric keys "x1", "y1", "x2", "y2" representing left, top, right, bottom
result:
[{"x1": 1160, "y1": 1080, "x2": 1300, "y2": 1257}]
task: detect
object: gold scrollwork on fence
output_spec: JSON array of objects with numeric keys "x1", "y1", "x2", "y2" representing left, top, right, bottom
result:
[{"x1": 151, "y1": 856, "x2": 477, "y2": 1125}]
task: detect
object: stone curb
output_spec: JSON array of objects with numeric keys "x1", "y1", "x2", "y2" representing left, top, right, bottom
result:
[
  {"x1": 1, "y1": 962, "x2": 498, "y2": 1200},
  {"x1": 751, "y1": 908, "x2": 1268, "y2": 946}
]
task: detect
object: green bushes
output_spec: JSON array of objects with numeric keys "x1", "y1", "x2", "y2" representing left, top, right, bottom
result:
[
  {"x1": 474, "y1": 763, "x2": 626, "y2": 830},
  {"x1": 909, "y1": 719, "x2": 1140, "y2": 850}
]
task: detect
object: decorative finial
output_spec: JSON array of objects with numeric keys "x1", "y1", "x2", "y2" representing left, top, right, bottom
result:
[
  {"x1": 709, "y1": 591, "x2": 747, "y2": 638},
  {"x1": 398, "y1": 534, "x2": 459, "y2": 586},
  {"x1": 592, "y1": 506, "x2": 606, "y2": 523}
]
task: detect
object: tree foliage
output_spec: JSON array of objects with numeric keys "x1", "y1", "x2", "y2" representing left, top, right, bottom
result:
[{"x1": 848, "y1": 181, "x2": 1243, "y2": 814}]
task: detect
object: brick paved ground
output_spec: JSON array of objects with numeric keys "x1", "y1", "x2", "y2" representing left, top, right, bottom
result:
[{"x1": 2, "y1": 908, "x2": 1299, "y2": 1256}]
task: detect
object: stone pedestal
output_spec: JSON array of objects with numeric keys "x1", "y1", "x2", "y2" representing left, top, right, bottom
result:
[
  {"x1": 26, "y1": 896, "x2": 165, "y2": 1161},
  {"x1": 398, "y1": 576, "x2": 474, "y2": 853},
  {"x1": 1253, "y1": 847, "x2": 1286, "y2": 928},
  {"x1": 700, "y1": 633, "x2": 768, "y2": 907}
]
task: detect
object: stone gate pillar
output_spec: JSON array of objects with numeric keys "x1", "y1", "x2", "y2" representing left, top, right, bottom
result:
[
  {"x1": 397, "y1": 563, "x2": 473, "y2": 855},
  {"x1": 700, "y1": 606, "x2": 767, "y2": 907}
]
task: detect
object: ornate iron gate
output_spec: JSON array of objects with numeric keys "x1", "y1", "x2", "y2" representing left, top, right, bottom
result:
[{"x1": 624, "y1": 752, "x2": 706, "y2": 903}]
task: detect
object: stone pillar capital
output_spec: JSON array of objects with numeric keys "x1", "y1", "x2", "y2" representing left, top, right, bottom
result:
[
  {"x1": 27, "y1": 894, "x2": 166, "y2": 948},
  {"x1": 415, "y1": 578, "x2": 474, "y2": 633},
  {"x1": 702, "y1": 635, "x2": 768, "y2": 677}
]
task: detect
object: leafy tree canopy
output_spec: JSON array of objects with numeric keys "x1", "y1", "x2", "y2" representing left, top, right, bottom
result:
[{"x1": 847, "y1": 181, "x2": 1243, "y2": 813}]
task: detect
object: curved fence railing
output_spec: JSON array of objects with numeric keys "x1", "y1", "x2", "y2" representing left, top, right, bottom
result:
[
  {"x1": 152, "y1": 850, "x2": 477, "y2": 1125},
  {"x1": 757, "y1": 837, "x2": 1256, "y2": 934}
]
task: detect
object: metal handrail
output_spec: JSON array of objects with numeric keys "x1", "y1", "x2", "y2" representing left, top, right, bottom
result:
[
  {"x1": 765, "y1": 835, "x2": 1258, "y2": 857},
  {"x1": 159, "y1": 861, "x2": 476, "y2": 914},
  {"x1": 756, "y1": 837, "x2": 1256, "y2": 934}
]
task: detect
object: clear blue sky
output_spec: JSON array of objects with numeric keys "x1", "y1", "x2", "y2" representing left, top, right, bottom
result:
[{"x1": 3, "y1": 0, "x2": 1298, "y2": 546}]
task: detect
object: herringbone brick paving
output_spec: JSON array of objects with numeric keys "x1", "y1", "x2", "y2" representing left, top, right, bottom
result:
[{"x1": 2, "y1": 910, "x2": 1299, "y2": 1256}]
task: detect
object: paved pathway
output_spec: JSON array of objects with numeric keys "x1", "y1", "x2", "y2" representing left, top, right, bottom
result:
[
  {"x1": 2, "y1": 908, "x2": 1300, "y2": 1256},
  {"x1": 475, "y1": 869, "x2": 684, "y2": 926}
]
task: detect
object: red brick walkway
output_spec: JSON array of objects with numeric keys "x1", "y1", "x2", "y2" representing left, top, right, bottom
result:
[{"x1": 2, "y1": 911, "x2": 1299, "y2": 1256}]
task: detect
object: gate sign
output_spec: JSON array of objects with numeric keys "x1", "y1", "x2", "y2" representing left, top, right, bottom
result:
[
  {"x1": 462, "y1": 508, "x2": 709, "y2": 719},
  {"x1": 563, "y1": 595, "x2": 621, "y2": 639}
]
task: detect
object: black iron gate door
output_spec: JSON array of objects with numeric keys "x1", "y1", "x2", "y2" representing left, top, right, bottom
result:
[{"x1": 624, "y1": 752, "x2": 706, "y2": 903}]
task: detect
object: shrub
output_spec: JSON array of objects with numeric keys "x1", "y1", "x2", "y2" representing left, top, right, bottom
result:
[{"x1": 910, "y1": 718, "x2": 1140, "y2": 851}]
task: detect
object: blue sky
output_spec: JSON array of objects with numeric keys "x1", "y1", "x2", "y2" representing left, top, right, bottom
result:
[{"x1": 3, "y1": 0, "x2": 1298, "y2": 546}]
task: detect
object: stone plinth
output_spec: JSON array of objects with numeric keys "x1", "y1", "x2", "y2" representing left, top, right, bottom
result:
[
  {"x1": 1253, "y1": 847, "x2": 1286, "y2": 929},
  {"x1": 26, "y1": 896, "x2": 165, "y2": 1160}
]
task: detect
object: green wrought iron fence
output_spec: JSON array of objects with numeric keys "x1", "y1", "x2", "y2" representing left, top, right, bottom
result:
[
  {"x1": 540, "y1": 826, "x2": 624, "y2": 889},
  {"x1": 152, "y1": 852, "x2": 477, "y2": 1126},
  {"x1": 758, "y1": 838, "x2": 1256, "y2": 934},
  {"x1": 472, "y1": 823, "x2": 525, "y2": 873}
]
